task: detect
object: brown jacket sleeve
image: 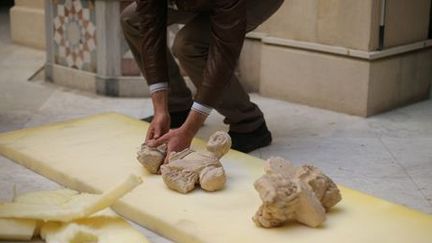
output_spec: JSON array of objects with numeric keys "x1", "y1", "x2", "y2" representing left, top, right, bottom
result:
[
  {"x1": 135, "y1": 0, "x2": 168, "y2": 86},
  {"x1": 195, "y1": 0, "x2": 247, "y2": 107},
  {"x1": 136, "y1": 0, "x2": 246, "y2": 108}
]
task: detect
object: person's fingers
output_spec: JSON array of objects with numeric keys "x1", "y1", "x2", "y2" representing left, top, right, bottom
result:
[
  {"x1": 153, "y1": 128, "x2": 161, "y2": 139},
  {"x1": 156, "y1": 133, "x2": 170, "y2": 145},
  {"x1": 145, "y1": 127, "x2": 154, "y2": 142},
  {"x1": 149, "y1": 132, "x2": 170, "y2": 147},
  {"x1": 146, "y1": 138, "x2": 155, "y2": 147}
]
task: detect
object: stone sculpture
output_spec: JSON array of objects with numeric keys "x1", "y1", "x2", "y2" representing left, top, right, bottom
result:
[
  {"x1": 137, "y1": 131, "x2": 231, "y2": 193},
  {"x1": 253, "y1": 157, "x2": 341, "y2": 228},
  {"x1": 137, "y1": 144, "x2": 167, "y2": 174},
  {"x1": 160, "y1": 131, "x2": 231, "y2": 193}
]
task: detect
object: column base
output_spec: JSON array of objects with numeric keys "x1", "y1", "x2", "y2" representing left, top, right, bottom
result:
[
  {"x1": 239, "y1": 36, "x2": 432, "y2": 117},
  {"x1": 46, "y1": 64, "x2": 150, "y2": 97}
]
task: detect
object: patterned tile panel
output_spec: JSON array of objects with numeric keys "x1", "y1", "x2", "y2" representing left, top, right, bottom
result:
[{"x1": 52, "y1": 0, "x2": 97, "y2": 73}]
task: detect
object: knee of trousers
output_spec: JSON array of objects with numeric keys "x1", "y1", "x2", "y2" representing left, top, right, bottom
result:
[{"x1": 172, "y1": 30, "x2": 204, "y2": 61}]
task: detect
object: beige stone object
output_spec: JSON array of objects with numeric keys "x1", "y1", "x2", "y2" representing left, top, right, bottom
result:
[
  {"x1": 253, "y1": 157, "x2": 341, "y2": 228},
  {"x1": 160, "y1": 131, "x2": 231, "y2": 193},
  {"x1": 137, "y1": 143, "x2": 167, "y2": 174},
  {"x1": 295, "y1": 164, "x2": 342, "y2": 211}
]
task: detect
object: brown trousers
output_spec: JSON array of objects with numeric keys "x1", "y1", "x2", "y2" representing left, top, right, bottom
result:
[{"x1": 120, "y1": 0, "x2": 283, "y2": 132}]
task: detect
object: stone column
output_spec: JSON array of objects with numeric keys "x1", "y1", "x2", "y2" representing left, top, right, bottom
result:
[
  {"x1": 239, "y1": 0, "x2": 432, "y2": 116},
  {"x1": 95, "y1": 0, "x2": 122, "y2": 96},
  {"x1": 10, "y1": 0, "x2": 46, "y2": 49}
]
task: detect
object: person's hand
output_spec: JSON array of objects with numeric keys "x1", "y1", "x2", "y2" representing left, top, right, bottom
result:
[
  {"x1": 147, "y1": 126, "x2": 194, "y2": 160},
  {"x1": 146, "y1": 90, "x2": 170, "y2": 142},
  {"x1": 145, "y1": 112, "x2": 170, "y2": 141},
  {"x1": 148, "y1": 109, "x2": 207, "y2": 160}
]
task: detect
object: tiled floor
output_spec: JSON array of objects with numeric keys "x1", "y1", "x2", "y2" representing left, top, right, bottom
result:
[{"x1": 1, "y1": 6, "x2": 431, "y2": 243}]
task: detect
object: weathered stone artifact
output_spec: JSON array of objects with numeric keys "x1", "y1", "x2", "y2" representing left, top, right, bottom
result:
[
  {"x1": 253, "y1": 157, "x2": 342, "y2": 228},
  {"x1": 137, "y1": 143, "x2": 167, "y2": 174},
  {"x1": 294, "y1": 164, "x2": 342, "y2": 211},
  {"x1": 160, "y1": 131, "x2": 231, "y2": 193}
]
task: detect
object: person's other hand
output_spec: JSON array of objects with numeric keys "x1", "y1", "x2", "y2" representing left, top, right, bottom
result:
[
  {"x1": 145, "y1": 112, "x2": 170, "y2": 141},
  {"x1": 147, "y1": 109, "x2": 207, "y2": 162},
  {"x1": 147, "y1": 127, "x2": 194, "y2": 161}
]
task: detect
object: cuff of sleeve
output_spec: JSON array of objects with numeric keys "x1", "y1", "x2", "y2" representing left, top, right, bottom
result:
[
  {"x1": 191, "y1": 102, "x2": 213, "y2": 116},
  {"x1": 149, "y1": 82, "x2": 168, "y2": 94}
]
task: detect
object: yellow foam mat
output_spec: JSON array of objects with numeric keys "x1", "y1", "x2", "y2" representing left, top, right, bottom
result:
[{"x1": 0, "y1": 113, "x2": 431, "y2": 243}]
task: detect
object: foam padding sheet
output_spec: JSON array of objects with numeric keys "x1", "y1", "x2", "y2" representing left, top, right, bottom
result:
[{"x1": 1, "y1": 113, "x2": 431, "y2": 243}]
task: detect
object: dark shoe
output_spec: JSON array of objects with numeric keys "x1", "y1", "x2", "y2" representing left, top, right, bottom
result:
[
  {"x1": 141, "y1": 110, "x2": 190, "y2": 128},
  {"x1": 229, "y1": 122, "x2": 272, "y2": 153}
]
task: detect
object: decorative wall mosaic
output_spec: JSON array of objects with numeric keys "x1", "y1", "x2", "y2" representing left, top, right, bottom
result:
[{"x1": 52, "y1": 0, "x2": 97, "y2": 73}]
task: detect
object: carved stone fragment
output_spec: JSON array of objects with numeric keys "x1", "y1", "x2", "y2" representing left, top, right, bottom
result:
[
  {"x1": 253, "y1": 157, "x2": 341, "y2": 228},
  {"x1": 137, "y1": 144, "x2": 167, "y2": 174},
  {"x1": 294, "y1": 164, "x2": 342, "y2": 211},
  {"x1": 160, "y1": 131, "x2": 231, "y2": 193}
]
